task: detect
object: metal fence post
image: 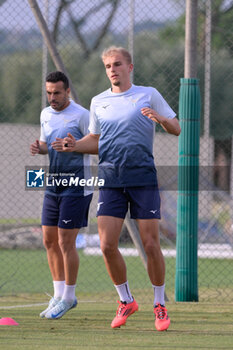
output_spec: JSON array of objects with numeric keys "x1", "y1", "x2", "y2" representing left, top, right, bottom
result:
[{"x1": 175, "y1": 0, "x2": 200, "y2": 302}]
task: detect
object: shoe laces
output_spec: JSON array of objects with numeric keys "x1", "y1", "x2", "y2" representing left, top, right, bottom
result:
[
  {"x1": 154, "y1": 304, "x2": 167, "y2": 320},
  {"x1": 49, "y1": 297, "x2": 60, "y2": 307},
  {"x1": 52, "y1": 300, "x2": 68, "y2": 313},
  {"x1": 116, "y1": 300, "x2": 127, "y2": 316}
]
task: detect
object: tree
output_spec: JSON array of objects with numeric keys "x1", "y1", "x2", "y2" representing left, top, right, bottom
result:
[
  {"x1": 159, "y1": 0, "x2": 233, "y2": 57},
  {"x1": 51, "y1": 0, "x2": 120, "y2": 58}
]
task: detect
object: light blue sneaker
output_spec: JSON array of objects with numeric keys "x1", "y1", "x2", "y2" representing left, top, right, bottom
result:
[
  {"x1": 45, "y1": 298, "x2": 78, "y2": 319},
  {"x1": 40, "y1": 297, "x2": 61, "y2": 318}
]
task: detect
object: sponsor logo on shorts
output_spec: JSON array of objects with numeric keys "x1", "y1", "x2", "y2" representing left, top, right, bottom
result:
[
  {"x1": 150, "y1": 210, "x2": 158, "y2": 214},
  {"x1": 97, "y1": 202, "x2": 104, "y2": 211},
  {"x1": 62, "y1": 219, "x2": 72, "y2": 224}
]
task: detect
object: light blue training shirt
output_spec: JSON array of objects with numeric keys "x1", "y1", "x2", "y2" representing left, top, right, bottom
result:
[
  {"x1": 89, "y1": 84, "x2": 176, "y2": 187},
  {"x1": 40, "y1": 100, "x2": 92, "y2": 196}
]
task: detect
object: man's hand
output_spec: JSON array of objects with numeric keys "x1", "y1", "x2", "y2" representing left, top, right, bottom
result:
[
  {"x1": 141, "y1": 107, "x2": 163, "y2": 124},
  {"x1": 141, "y1": 107, "x2": 181, "y2": 136},
  {"x1": 30, "y1": 140, "x2": 48, "y2": 155},
  {"x1": 51, "y1": 133, "x2": 76, "y2": 152},
  {"x1": 30, "y1": 139, "x2": 40, "y2": 155}
]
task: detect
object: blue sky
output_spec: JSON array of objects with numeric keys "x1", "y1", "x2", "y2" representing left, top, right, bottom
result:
[{"x1": 0, "y1": 0, "x2": 186, "y2": 32}]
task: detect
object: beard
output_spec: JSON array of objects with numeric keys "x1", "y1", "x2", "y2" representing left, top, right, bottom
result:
[
  {"x1": 112, "y1": 81, "x2": 120, "y2": 86},
  {"x1": 50, "y1": 97, "x2": 68, "y2": 111}
]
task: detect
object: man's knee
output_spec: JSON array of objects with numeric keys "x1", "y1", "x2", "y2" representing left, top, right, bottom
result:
[
  {"x1": 43, "y1": 236, "x2": 58, "y2": 250},
  {"x1": 100, "y1": 240, "x2": 118, "y2": 258},
  {"x1": 143, "y1": 239, "x2": 161, "y2": 257},
  {"x1": 42, "y1": 226, "x2": 58, "y2": 250},
  {"x1": 58, "y1": 236, "x2": 74, "y2": 253}
]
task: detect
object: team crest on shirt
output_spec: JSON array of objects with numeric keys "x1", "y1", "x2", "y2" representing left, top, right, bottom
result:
[
  {"x1": 130, "y1": 98, "x2": 139, "y2": 106},
  {"x1": 63, "y1": 118, "x2": 70, "y2": 126}
]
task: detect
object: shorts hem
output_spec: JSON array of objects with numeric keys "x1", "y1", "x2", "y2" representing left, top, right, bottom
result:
[
  {"x1": 58, "y1": 225, "x2": 87, "y2": 229},
  {"x1": 130, "y1": 215, "x2": 161, "y2": 220},
  {"x1": 97, "y1": 213, "x2": 126, "y2": 219},
  {"x1": 41, "y1": 223, "x2": 58, "y2": 226}
]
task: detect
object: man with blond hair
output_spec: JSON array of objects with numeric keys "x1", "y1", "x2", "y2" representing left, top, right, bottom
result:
[{"x1": 53, "y1": 47, "x2": 181, "y2": 331}]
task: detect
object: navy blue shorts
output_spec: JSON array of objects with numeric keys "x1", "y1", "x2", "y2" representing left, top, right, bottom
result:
[
  {"x1": 97, "y1": 186, "x2": 161, "y2": 219},
  {"x1": 42, "y1": 193, "x2": 93, "y2": 229}
]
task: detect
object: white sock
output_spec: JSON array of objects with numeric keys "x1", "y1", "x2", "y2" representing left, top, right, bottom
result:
[
  {"x1": 152, "y1": 284, "x2": 165, "y2": 306},
  {"x1": 114, "y1": 281, "x2": 134, "y2": 304},
  {"x1": 62, "y1": 284, "x2": 76, "y2": 303},
  {"x1": 53, "y1": 280, "x2": 65, "y2": 299}
]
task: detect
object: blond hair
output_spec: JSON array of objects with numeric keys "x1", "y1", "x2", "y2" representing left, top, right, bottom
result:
[{"x1": 101, "y1": 46, "x2": 132, "y2": 64}]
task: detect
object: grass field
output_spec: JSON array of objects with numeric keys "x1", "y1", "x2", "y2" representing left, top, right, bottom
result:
[
  {"x1": 1, "y1": 249, "x2": 233, "y2": 303},
  {"x1": 0, "y1": 297, "x2": 233, "y2": 350},
  {"x1": 0, "y1": 249, "x2": 233, "y2": 348}
]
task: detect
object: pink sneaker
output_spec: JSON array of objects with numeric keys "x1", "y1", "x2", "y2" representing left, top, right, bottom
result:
[
  {"x1": 111, "y1": 299, "x2": 138, "y2": 328},
  {"x1": 154, "y1": 304, "x2": 170, "y2": 331}
]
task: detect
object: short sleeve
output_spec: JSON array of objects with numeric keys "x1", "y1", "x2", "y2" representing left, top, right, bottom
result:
[
  {"x1": 39, "y1": 111, "x2": 46, "y2": 142},
  {"x1": 88, "y1": 98, "x2": 101, "y2": 134},
  {"x1": 78, "y1": 108, "x2": 90, "y2": 137},
  {"x1": 150, "y1": 88, "x2": 176, "y2": 119}
]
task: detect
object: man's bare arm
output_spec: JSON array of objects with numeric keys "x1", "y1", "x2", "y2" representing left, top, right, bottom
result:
[
  {"x1": 51, "y1": 133, "x2": 99, "y2": 154},
  {"x1": 141, "y1": 107, "x2": 181, "y2": 136}
]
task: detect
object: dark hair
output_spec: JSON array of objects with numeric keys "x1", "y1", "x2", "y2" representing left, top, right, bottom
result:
[{"x1": 46, "y1": 71, "x2": 69, "y2": 90}]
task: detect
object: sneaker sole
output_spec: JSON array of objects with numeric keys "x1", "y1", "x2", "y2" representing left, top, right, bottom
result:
[{"x1": 155, "y1": 320, "x2": 170, "y2": 331}]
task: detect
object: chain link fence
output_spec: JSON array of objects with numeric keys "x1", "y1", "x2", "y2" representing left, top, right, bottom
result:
[{"x1": 0, "y1": 0, "x2": 233, "y2": 303}]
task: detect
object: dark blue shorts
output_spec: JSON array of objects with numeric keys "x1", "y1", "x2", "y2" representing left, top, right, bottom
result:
[
  {"x1": 42, "y1": 193, "x2": 93, "y2": 229},
  {"x1": 97, "y1": 186, "x2": 161, "y2": 219}
]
